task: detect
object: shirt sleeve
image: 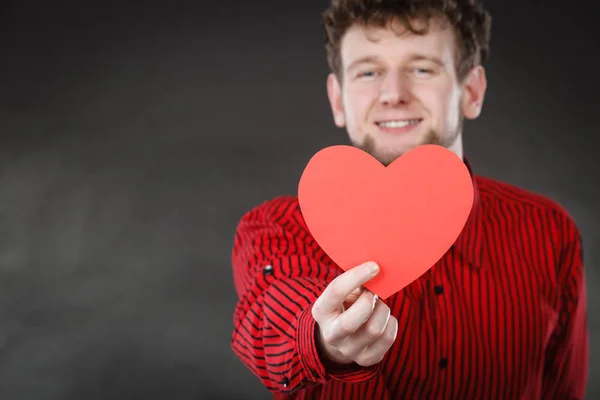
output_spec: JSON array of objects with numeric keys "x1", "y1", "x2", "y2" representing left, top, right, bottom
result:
[
  {"x1": 541, "y1": 218, "x2": 589, "y2": 400},
  {"x1": 230, "y1": 196, "x2": 380, "y2": 394}
]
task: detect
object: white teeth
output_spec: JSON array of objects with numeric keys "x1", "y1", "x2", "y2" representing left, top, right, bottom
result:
[{"x1": 377, "y1": 119, "x2": 420, "y2": 128}]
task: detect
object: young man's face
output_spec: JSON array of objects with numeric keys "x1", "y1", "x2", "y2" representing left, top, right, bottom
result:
[{"x1": 327, "y1": 17, "x2": 487, "y2": 165}]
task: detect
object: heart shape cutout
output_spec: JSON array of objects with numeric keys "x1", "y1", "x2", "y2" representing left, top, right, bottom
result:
[{"x1": 298, "y1": 144, "x2": 474, "y2": 299}]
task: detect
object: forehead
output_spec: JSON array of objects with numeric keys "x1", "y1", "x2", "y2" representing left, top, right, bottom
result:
[{"x1": 340, "y1": 17, "x2": 457, "y2": 66}]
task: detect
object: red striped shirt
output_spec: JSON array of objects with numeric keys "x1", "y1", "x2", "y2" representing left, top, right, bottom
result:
[{"x1": 230, "y1": 160, "x2": 589, "y2": 399}]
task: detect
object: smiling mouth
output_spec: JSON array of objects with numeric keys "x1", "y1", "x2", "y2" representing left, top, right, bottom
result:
[{"x1": 376, "y1": 119, "x2": 422, "y2": 128}]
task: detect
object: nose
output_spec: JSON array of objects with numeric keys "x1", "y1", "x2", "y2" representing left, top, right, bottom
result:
[{"x1": 379, "y1": 73, "x2": 410, "y2": 106}]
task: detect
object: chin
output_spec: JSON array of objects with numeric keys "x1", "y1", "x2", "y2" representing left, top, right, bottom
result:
[
  {"x1": 367, "y1": 148, "x2": 405, "y2": 167},
  {"x1": 378, "y1": 141, "x2": 423, "y2": 160},
  {"x1": 351, "y1": 137, "x2": 409, "y2": 166}
]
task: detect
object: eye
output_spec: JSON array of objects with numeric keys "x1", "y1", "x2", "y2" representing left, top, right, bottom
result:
[
  {"x1": 412, "y1": 68, "x2": 434, "y2": 76},
  {"x1": 357, "y1": 70, "x2": 379, "y2": 78}
]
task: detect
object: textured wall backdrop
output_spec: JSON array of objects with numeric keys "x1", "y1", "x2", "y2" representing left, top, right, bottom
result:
[{"x1": 0, "y1": 0, "x2": 598, "y2": 399}]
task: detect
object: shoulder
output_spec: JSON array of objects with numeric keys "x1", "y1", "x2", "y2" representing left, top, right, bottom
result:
[
  {"x1": 475, "y1": 175, "x2": 581, "y2": 241},
  {"x1": 240, "y1": 195, "x2": 301, "y2": 219},
  {"x1": 236, "y1": 195, "x2": 306, "y2": 229}
]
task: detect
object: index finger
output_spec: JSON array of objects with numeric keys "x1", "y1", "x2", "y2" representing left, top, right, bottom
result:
[{"x1": 314, "y1": 261, "x2": 379, "y2": 317}]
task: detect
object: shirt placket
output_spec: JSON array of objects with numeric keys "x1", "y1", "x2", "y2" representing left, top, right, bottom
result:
[{"x1": 422, "y1": 265, "x2": 447, "y2": 378}]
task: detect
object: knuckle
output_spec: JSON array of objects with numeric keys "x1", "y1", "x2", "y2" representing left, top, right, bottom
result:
[
  {"x1": 321, "y1": 327, "x2": 336, "y2": 345},
  {"x1": 311, "y1": 302, "x2": 321, "y2": 320},
  {"x1": 336, "y1": 344, "x2": 353, "y2": 358},
  {"x1": 328, "y1": 282, "x2": 345, "y2": 300},
  {"x1": 354, "y1": 354, "x2": 369, "y2": 367},
  {"x1": 365, "y1": 322, "x2": 384, "y2": 340},
  {"x1": 355, "y1": 353, "x2": 380, "y2": 367},
  {"x1": 336, "y1": 318, "x2": 354, "y2": 338}
]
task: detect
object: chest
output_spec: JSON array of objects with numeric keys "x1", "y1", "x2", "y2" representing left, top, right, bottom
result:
[{"x1": 383, "y1": 252, "x2": 560, "y2": 398}]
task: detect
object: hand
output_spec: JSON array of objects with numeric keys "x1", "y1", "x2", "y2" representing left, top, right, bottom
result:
[{"x1": 311, "y1": 261, "x2": 398, "y2": 368}]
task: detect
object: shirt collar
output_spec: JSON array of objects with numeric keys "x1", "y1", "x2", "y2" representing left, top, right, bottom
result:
[{"x1": 452, "y1": 157, "x2": 488, "y2": 269}]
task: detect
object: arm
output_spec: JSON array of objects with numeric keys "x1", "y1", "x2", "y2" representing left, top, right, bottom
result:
[
  {"x1": 541, "y1": 219, "x2": 589, "y2": 399},
  {"x1": 230, "y1": 196, "x2": 380, "y2": 394}
]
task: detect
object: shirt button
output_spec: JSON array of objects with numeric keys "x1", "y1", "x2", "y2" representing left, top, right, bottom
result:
[
  {"x1": 282, "y1": 377, "x2": 289, "y2": 387},
  {"x1": 439, "y1": 358, "x2": 448, "y2": 369},
  {"x1": 434, "y1": 285, "x2": 444, "y2": 295},
  {"x1": 263, "y1": 265, "x2": 273, "y2": 275}
]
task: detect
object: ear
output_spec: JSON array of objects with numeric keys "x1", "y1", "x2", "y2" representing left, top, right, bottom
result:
[
  {"x1": 461, "y1": 65, "x2": 487, "y2": 120},
  {"x1": 326, "y1": 73, "x2": 346, "y2": 128}
]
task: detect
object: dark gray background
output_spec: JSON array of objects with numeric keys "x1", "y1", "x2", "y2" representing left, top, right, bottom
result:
[{"x1": 1, "y1": 1, "x2": 598, "y2": 399}]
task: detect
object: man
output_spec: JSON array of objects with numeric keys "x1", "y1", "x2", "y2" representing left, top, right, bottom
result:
[{"x1": 230, "y1": 0, "x2": 589, "y2": 399}]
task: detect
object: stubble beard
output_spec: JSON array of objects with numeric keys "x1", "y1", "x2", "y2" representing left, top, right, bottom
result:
[{"x1": 351, "y1": 114, "x2": 464, "y2": 167}]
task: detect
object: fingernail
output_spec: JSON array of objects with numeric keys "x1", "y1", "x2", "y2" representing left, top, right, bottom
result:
[
  {"x1": 369, "y1": 262, "x2": 379, "y2": 274},
  {"x1": 372, "y1": 294, "x2": 378, "y2": 309}
]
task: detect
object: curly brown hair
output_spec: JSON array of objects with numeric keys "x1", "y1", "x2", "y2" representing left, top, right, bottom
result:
[{"x1": 321, "y1": 0, "x2": 492, "y2": 83}]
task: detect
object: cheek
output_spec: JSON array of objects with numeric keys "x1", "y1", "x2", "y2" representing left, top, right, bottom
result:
[
  {"x1": 417, "y1": 83, "x2": 460, "y2": 126},
  {"x1": 344, "y1": 85, "x2": 378, "y2": 125},
  {"x1": 446, "y1": 88, "x2": 463, "y2": 125}
]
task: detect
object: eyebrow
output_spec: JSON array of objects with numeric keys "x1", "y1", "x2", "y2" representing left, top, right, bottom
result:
[
  {"x1": 345, "y1": 53, "x2": 446, "y2": 72},
  {"x1": 345, "y1": 56, "x2": 380, "y2": 73},
  {"x1": 408, "y1": 54, "x2": 446, "y2": 67}
]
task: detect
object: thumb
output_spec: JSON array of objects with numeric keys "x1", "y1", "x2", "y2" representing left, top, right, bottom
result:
[{"x1": 342, "y1": 286, "x2": 366, "y2": 311}]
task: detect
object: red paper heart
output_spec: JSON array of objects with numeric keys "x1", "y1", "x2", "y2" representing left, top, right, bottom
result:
[{"x1": 298, "y1": 144, "x2": 474, "y2": 299}]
